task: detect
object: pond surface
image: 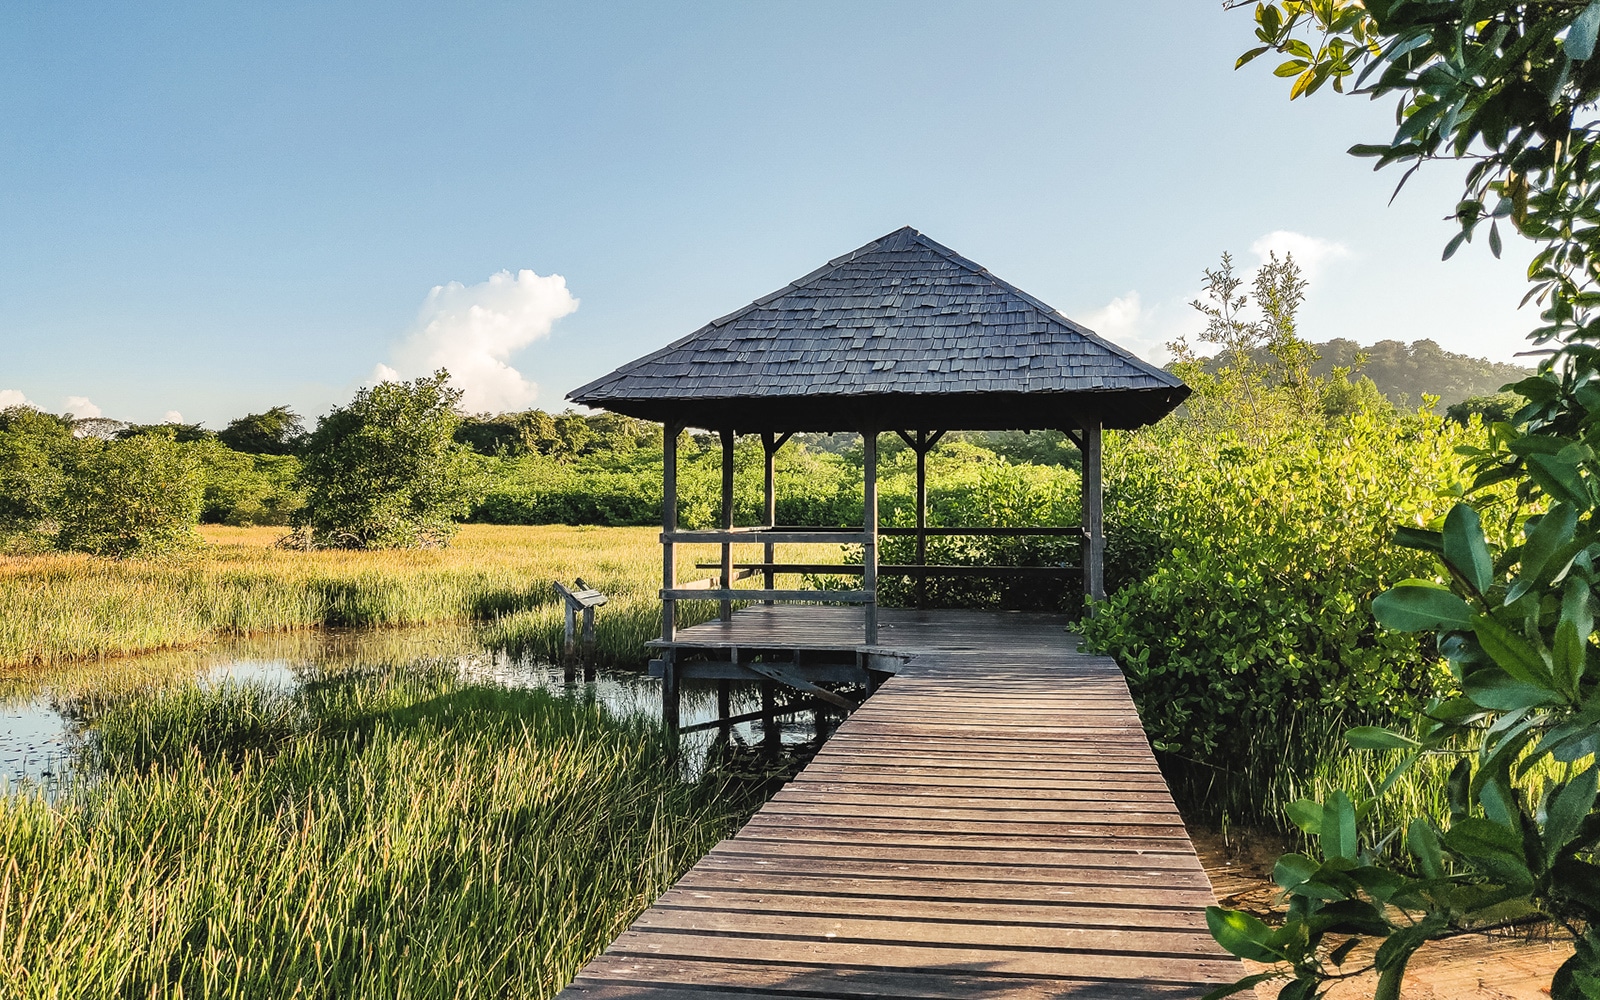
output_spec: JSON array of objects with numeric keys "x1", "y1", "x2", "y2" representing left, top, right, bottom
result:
[{"x1": 1, "y1": 626, "x2": 828, "y2": 791}]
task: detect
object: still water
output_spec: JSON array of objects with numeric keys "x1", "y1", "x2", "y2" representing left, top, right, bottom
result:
[{"x1": 1, "y1": 626, "x2": 826, "y2": 791}]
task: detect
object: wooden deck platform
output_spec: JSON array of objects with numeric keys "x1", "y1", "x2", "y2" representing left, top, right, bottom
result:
[{"x1": 563, "y1": 608, "x2": 1241, "y2": 1000}]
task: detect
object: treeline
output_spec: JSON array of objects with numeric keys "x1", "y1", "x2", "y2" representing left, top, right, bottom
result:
[{"x1": 1197, "y1": 336, "x2": 1528, "y2": 411}]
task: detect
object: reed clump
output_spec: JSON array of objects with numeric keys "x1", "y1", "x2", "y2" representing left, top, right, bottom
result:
[{"x1": 2, "y1": 668, "x2": 764, "y2": 999}]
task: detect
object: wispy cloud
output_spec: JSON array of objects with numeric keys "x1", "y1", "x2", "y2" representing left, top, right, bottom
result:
[{"x1": 374, "y1": 269, "x2": 580, "y2": 414}]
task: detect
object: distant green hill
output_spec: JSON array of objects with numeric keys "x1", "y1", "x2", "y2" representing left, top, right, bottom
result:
[
  {"x1": 1310, "y1": 339, "x2": 1529, "y2": 408},
  {"x1": 1199, "y1": 338, "x2": 1529, "y2": 409}
]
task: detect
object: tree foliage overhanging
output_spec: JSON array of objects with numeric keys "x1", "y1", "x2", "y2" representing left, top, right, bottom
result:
[{"x1": 1202, "y1": 3, "x2": 1600, "y2": 996}]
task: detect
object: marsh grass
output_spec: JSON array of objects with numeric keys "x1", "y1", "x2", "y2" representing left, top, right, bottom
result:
[
  {"x1": 3, "y1": 667, "x2": 769, "y2": 999},
  {"x1": 0, "y1": 524, "x2": 827, "y2": 670}
]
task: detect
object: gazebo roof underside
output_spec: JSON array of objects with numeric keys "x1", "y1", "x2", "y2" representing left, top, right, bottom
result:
[{"x1": 568, "y1": 227, "x2": 1189, "y2": 432}]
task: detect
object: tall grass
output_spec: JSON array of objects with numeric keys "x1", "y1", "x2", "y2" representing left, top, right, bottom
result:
[
  {"x1": 2, "y1": 668, "x2": 768, "y2": 999},
  {"x1": 0, "y1": 525, "x2": 827, "y2": 670}
]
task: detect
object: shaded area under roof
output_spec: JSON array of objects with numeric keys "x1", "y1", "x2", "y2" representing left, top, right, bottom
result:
[{"x1": 569, "y1": 227, "x2": 1189, "y2": 432}]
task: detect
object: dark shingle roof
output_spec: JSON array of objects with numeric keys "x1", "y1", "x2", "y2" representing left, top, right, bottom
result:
[{"x1": 569, "y1": 227, "x2": 1188, "y2": 431}]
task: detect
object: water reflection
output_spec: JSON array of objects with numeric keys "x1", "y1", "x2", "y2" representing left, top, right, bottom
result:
[{"x1": 2, "y1": 626, "x2": 830, "y2": 790}]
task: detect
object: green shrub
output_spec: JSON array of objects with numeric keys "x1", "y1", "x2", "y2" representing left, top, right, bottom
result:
[
  {"x1": 1080, "y1": 409, "x2": 1479, "y2": 823},
  {"x1": 0, "y1": 405, "x2": 76, "y2": 542},
  {"x1": 55, "y1": 434, "x2": 206, "y2": 556},
  {"x1": 293, "y1": 371, "x2": 484, "y2": 549}
]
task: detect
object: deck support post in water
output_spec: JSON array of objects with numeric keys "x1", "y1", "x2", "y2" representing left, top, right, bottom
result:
[
  {"x1": 661, "y1": 649, "x2": 679, "y2": 746},
  {"x1": 760, "y1": 680, "x2": 779, "y2": 750},
  {"x1": 716, "y1": 679, "x2": 731, "y2": 733},
  {"x1": 861, "y1": 424, "x2": 879, "y2": 645},
  {"x1": 1081, "y1": 419, "x2": 1104, "y2": 604},
  {"x1": 720, "y1": 427, "x2": 735, "y2": 622}
]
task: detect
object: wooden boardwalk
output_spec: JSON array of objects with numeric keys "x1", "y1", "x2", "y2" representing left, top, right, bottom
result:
[{"x1": 561, "y1": 609, "x2": 1241, "y2": 1000}]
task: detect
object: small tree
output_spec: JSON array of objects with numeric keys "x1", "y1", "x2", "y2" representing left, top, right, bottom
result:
[
  {"x1": 218, "y1": 405, "x2": 305, "y2": 455},
  {"x1": 55, "y1": 434, "x2": 205, "y2": 556},
  {"x1": 292, "y1": 371, "x2": 483, "y2": 549}
]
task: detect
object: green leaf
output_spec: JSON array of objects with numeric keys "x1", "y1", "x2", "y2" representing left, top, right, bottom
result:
[
  {"x1": 1326, "y1": 790, "x2": 1357, "y2": 861},
  {"x1": 1348, "y1": 725, "x2": 1421, "y2": 750},
  {"x1": 1285, "y1": 798, "x2": 1325, "y2": 836},
  {"x1": 1200, "y1": 972, "x2": 1281, "y2": 1000},
  {"x1": 1408, "y1": 818, "x2": 1443, "y2": 879},
  {"x1": 1553, "y1": 577, "x2": 1593, "y2": 697},
  {"x1": 1509, "y1": 504, "x2": 1578, "y2": 601},
  {"x1": 1442, "y1": 503, "x2": 1493, "y2": 594},
  {"x1": 1527, "y1": 454, "x2": 1591, "y2": 510},
  {"x1": 1546, "y1": 767, "x2": 1600, "y2": 864},
  {"x1": 1443, "y1": 818, "x2": 1535, "y2": 885},
  {"x1": 1394, "y1": 526, "x2": 1443, "y2": 553},
  {"x1": 1373, "y1": 581, "x2": 1474, "y2": 631},
  {"x1": 1471, "y1": 613, "x2": 1554, "y2": 687},
  {"x1": 1272, "y1": 853, "x2": 1319, "y2": 889},
  {"x1": 1205, "y1": 907, "x2": 1286, "y2": 963},
  {"x1": 1236, "y1": 45, "x2": 1271, "y2": 69},
  {"x1": 1571, "y1": 0, "x2": 1600, "y2": 61},
  {"x1": 1464, "y1": 668, "x2": 1565, "y2": 711}
]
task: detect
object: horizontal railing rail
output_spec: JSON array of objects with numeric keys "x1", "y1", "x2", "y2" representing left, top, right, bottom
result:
[
  {"x1": 696, "y1": 561, "x2": 1079, "y2": 578},
  {"x1": 659, "y1": 587, "x2": 873, "y2": 603}
]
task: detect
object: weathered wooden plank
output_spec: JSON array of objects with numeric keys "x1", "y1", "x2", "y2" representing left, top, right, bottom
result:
[
  {"x1": 651, "y1": 886, "x2": 1212, "y2": 929},
  {"x1": 570, "y1": 956, "x2": 1213, "y2": 1000},
  {"x1": 598, "y1": 929, "x2": 1242, "y2": 984},
  {"x1": 630, "y1": 907, "x2": 1225, "y2": 956},
  {"x1": 672, "y1": 867, "x2": 1221, "y2": 909}
]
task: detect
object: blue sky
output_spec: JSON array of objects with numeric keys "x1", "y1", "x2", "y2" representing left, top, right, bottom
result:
[{"x1": 0, "y1": 2, "x2": 1537, "y2": 426}]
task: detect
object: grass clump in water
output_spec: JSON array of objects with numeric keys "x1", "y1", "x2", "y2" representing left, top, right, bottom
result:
[{"x1": 3, "y1": 669, "x2": 763, "y2": 999}]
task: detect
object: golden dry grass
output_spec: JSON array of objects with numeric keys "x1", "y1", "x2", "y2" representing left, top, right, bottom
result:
[{"x1": 0, "y1": 524, "x2": 838, "y2": 671}]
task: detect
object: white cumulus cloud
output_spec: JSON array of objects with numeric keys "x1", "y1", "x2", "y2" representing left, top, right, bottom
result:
[
  {"x1": 63, "y1": 396, "x2": 102, "y2": 419},
  {"x1": 374, "y1": 269, "x2": 579, "y2": 413},
  {"x1": 0, "y1": 389, "x2": 37, "y2": 408},
  {"x1": 163, "y1": 410, "x2": 184, "y2": 424},
  {"x1": 1249, "y1": 230, "x2": 1350, "y2": 281}
]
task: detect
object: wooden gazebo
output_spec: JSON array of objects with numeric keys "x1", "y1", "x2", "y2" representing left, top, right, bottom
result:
[{"x1": 570, "y1": 226, "x2": 1186, "y2": 734}]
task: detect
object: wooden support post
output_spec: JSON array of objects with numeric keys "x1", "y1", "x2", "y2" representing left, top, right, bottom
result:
[
  {"x1": 915, "y1": 429, "x2": 928, "y2": 609},
  {"x1": 662, "y1": 421, "x2": 680, "y2": 643},
  {"x1": 720, "y1": 428, "x2": 735, "y2": 622},
  {"x1": 762, "y1": 432, "x2": 778, "y2": 602},
  {"x1": 1081, "y1": 419, "x2": 1105, "y2": 604},
  {"x1": 563, "y1": 601, "x2": 577, "y2": 681},
  {"x1": 717, "y1": 679, "x2": 731, "y2": 732},
  {"x1": 661, "y1": 421, "x2": 682, "y2": 752},
  {"x1": 581, "y1": 604, "x2": 596, "y2": 681},
  {"x1": 862, "y1": 426, "x2": 879, "y2": 645}
]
